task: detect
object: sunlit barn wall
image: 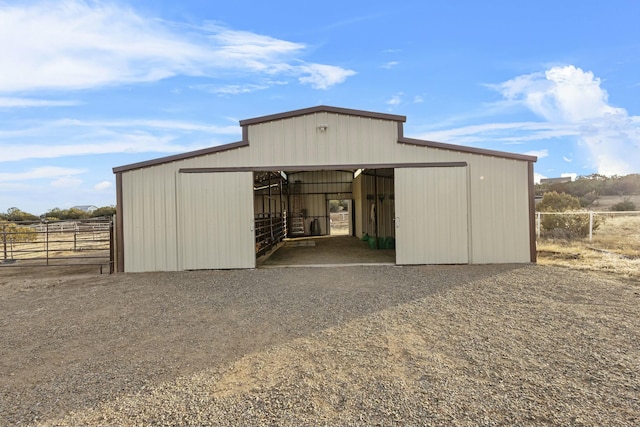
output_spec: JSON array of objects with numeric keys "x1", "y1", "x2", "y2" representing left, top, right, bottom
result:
[{"x1": 116, "y1": 108, "x2": 534, "y2": 272}]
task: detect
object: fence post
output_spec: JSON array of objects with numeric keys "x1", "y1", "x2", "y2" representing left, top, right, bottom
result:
[
  {"x1": 589, "y1": 211, "x2": 593, "y2": 241},
  {"x1": 110, "y1": 215, "x2": 115, "y2": 274},
  {"x1": 46, "y1": 222, "x2": 49, "y2": 266},
  {"x1": 2, "y1": 223, "x2": 6, "y2": 262},
  {"x1": 536, "y1": 212, "x2": 541, "y2": 238}
]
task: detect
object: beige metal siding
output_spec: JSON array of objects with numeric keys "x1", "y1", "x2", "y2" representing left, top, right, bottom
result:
[
  {"x1": 395, "y1": 167, "x2": 469, "y2": 264},
  {"x1": 170, "y1": 113, "x2": 401, "y2": 168},
  {"x1": 122, "y1": 168, "x2": 178, "y2": 272},
  {"x1": 119, "y1": 110, "x2": 533, "y2": 270},
  {"x1": 139, "y1": 113, "x2": 478, "y2": 172},
  {"x1": 468, "y1": 158, "x2": 531, "y2": 263},
  {"x1": 177, "y1": 172, "x2": 255, "y2": 270}
]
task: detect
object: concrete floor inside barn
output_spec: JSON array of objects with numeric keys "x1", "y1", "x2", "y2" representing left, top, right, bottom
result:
[{"x1": 258, "y1": 235, "x2": 396, "y2": 267}]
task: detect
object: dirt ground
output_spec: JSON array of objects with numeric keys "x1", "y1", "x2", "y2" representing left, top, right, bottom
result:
[
  {"x1": 1, "y1": 262, "x2": 639, "y2": 426},
  {"x1": 260, "y1": 235, "x2": 395, "y2": 266}
]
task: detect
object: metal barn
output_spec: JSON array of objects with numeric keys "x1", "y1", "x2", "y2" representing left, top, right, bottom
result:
[{"x1": 112, "y1": 106, "x2": 537, "y2": 272}]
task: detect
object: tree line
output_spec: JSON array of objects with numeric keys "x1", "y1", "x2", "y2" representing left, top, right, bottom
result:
[
  {"x1": 536, "y1": 173, "x2": 640, "y2": 208},
  {"x1": 535, "y1": 173, "x2": 639, "y2": 238},
  {"x1": 0, "y1": 206, "x2": 116, "y2": 222}
]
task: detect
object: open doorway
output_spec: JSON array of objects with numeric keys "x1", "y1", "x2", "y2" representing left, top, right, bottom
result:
[{"x1": 329, "y1": 199, "x2": 351, "y2": 236}]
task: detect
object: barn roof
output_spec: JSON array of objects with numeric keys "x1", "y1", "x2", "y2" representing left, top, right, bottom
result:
[
  {"x1": 113, "y1": 105, "x2": 536, "y2": 174},
  {"x1": 238, "y1": 105, "x2": 406, "y2": 126}
]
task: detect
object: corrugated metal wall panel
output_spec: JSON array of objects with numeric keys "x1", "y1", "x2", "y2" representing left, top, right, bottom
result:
[
  {"x1": 122, "y1": 168, "x2": 178, "y2": 272},
  {"x1": 468, "y1": 158, "x2": 531, "y2": 263},
  {"x1": 178, "y1": 172, "x2": 255, "y2": 270},
  {"x1": 141, "y1": 113, "x2": 475, "y2": 171},
  {"x1": 303, "y1": 194, "x2": 327, "y2": 235},
  {"x1": 241, "y1": 113, "x2": 401, "y2": 167},
  {"x1": 395, "y1": 167, "x2": 469, "y2": 265}
]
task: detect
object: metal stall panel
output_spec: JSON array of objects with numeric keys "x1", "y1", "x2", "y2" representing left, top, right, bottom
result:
[
  {"x1": 394, "y1": 166, "x2": 469, "y2": 265},
  {"x1": 178, "y1": 171, "x2": 255, "y2": 270}
]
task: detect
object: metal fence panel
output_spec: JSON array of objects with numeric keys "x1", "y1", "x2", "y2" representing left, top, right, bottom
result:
[{"x1": 0, "y1": 217, "x2": 114, "y2": 273}]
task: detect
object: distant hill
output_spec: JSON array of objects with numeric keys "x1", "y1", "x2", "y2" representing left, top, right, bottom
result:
[{"x1": 535, "y1": 173, "x2": 640, "y2": 209}]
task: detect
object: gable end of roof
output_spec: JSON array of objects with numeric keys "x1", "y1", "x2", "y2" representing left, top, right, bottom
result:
[{"x1": 239, "y1": 105, "x2": 407, "y2": 127}]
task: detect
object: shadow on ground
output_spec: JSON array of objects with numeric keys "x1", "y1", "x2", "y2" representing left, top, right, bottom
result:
[{"x1": 0, "y1": 263, "x2": 527, "y2": 424}]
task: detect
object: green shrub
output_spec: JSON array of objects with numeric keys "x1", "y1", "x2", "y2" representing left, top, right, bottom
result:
[
  {"x1": 0, "y1": 221, "x2": 38, "y2": 243},
  {"x1": 579, "y1": 190, "x2": 599, "y2": 207},
  {"x1": 537, "y1": 192, "x2": 601, "y2": 238},
  {"x1": 611, "y1": 199, "x2": 636, "y2": 211}
]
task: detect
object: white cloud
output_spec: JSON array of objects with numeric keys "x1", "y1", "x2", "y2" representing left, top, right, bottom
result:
[
  {"x1": 194, "y1": 80, "x2": 288, "y2": 96},
  {"x1": 0, "y1": 166, "x2": 85, "y2": 182},
  {"x1": 199, "y1": 84, "x2": 270, "y2": 95},
  {"x1": 534, "y1": 172, "x2": 547, "y2": 184},
  {"x1": 491, "y1": 65, "x2": 639, "y2": 175},
  {"x1": 424, "y1": 65, "x2": 640, "y2": 176},
  {"x1": 492, "y1": 65, "x2": 625, "y2": 123},
  {"x1": 524, "y1": 149, "x2": 549, "y2": 159},
  {"x1": 413, "y1": 96, "x2": 424, "y2": 104},
  {"x1": 419, "y1": 121, "x2": 578, "y2": 145},
  {"x1": 206, "y1": 25, "x2": 305, "y2": 69},
  {"x1": 561, "y1": 173, "x2": 577, "y2": 181},
  {"x1": 53, "y1": 118, "x2": 241, "y2": 135},
  {"x1": 0, "y1": 1, "x2": 355, "y2": 93},
  {"x1": 297, "y1": 63, "x2": 356, "y2": 89},
  {"x1": 0, "y1": 118, "x2": 242, "y2": 162},
  {"x1": 50, "y1": 177, "x2": 83, "y2": 188},
  {"x1": 0, "y1": 97, "x2": 79, "y2": 108},
  {"x1": 381, "y1": 61, "x2": 399, "y2": 69},
  {"x1": 386, "y1": 93, "x2": 403, "y2": 106},
  {"x1": 94, "y1": 181, "x2": 112, "y2": 190},
  {"x1": 0, "y1": 136, "x2": 203, "y2": 163},
  {"x1": 563, "y1": 155, "x2": 573, "y2": 162}
]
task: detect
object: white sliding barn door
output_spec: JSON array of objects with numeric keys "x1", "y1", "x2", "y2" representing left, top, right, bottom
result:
[
  {"x1": 178, "y1": 172, "x2": 255, "y2": 270},
  {"x1": 394, "y1": 167, "x2": 469, "y2": 264}
]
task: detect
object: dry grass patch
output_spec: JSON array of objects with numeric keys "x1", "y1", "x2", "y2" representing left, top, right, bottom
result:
[{"x1": 538, "y1": 214, "x2": 640, "y2": 282}]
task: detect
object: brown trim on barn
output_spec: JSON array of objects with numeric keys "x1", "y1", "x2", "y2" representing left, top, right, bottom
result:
[
  {"x1": 112, "y1": 105, "x2": 536, "y2": 175},
  {"x1": 242, "y1": 125, "x2": 248, "y2": 143},
  {"x1": 178, "y1": 161, "x2": 468, "y2": 174},
  {"x1": 239, "y1": 105, "x2": 406, "y2": 126},
  {"x1": 528, "y1": 162, "x2": 537, "y2": 263},
  {"x1": 115, "y1": 172, "x2": 125, "y2": 273},
  {"x1": 398, "y1": 136, "x2": 538, "y2": 163},
  {"x1": 112, "y1": 140, "x2": 249, "y2": 174}
]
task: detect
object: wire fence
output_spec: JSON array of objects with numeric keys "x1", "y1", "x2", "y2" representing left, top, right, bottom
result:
[
  {"x1": 536, "y1": 211, "x2": 640, "y2": 243},
  {"x1": 0, "y1": 217, "x2": 114, "y2": 273}
]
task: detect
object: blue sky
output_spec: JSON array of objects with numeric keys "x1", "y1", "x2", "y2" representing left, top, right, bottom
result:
[{"x1": 1, "y1": 0, "x2": 639, "y2": 215}]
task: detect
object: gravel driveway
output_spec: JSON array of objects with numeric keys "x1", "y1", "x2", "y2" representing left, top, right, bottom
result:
[{"x1": 1, "y1": 264, "x2": 638, "y2": 426}]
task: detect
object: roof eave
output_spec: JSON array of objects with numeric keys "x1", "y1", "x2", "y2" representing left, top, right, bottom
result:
[
  {"x1": 112, "y1": 140, "x2": 248, "y2": 174},
  {"x1": 398, "y1": 137, "x2": 537, "y2": 162}
]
